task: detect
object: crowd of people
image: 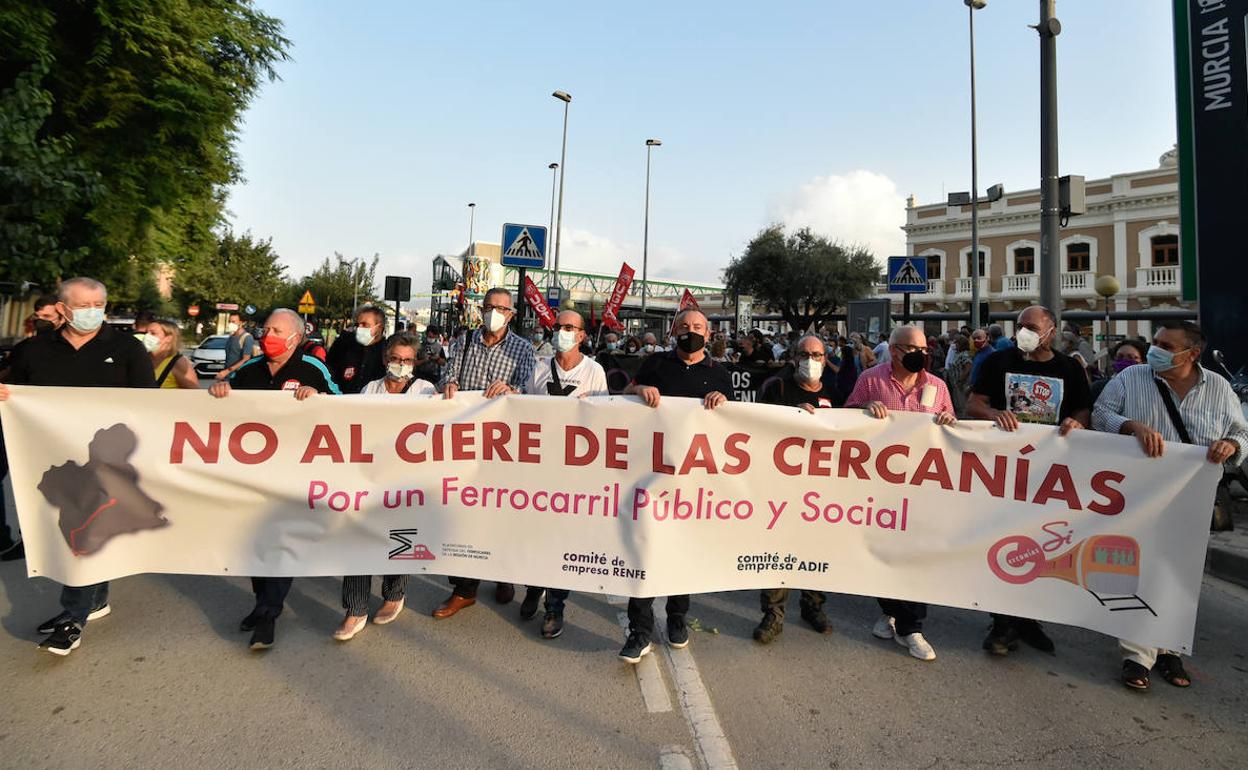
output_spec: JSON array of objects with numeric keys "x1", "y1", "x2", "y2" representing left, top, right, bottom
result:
[{"x1": 0, "y1": 276, "x2": 1244, "y2": 694}]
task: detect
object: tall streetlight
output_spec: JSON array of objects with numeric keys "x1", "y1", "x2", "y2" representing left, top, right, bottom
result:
[
  {"x1": 965, "y1": 0, "x2": 986, "y2": 330},
  {"x1": 1037, "y1": 0, "x2": 1062, "y2": 328},
  {"x1": 337, "y1": 254, "x2": 361, "y2": 316},
  {"x1": 551, "y1": 90, "x2": 572, "y2": 301},
  {"x1": 547, "y1": 163, "x2": 559, "y2": 244},
  {"x1": 641, "y1": 139, "x2": 662, "y2": 318},
  {"x1": 467, "y1": 202, "x2": 476, "y2": 256}
]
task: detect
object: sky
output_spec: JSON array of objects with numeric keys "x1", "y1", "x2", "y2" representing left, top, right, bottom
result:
[{"x1": 227, "y1": 1, "x2": 1179, "y2": 305}]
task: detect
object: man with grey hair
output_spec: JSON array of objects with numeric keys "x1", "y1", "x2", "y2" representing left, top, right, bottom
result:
[
  {"x1": 209, "y1": 307, "x2": 340, "y2": 650},
  {"x1": 0, "y1": 276, "x2": 155, "y2": 656},
  {"x1": 434, "y1": 287, "x2": 536, "y2": 618},
  {"x1": 987, "y1": 323, "x2": 1012, "y2": 352}
]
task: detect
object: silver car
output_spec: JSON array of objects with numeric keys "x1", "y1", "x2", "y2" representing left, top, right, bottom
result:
[{"x1": 189, "y1": 335, "x2": 230, "y2": 375}]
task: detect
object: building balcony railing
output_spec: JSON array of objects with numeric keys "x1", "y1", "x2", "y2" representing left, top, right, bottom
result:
[
  {"x1": 1060, "y1": 271, "x2": 1095, "y2": 296},
  {"x1": 953, "y1": 277, "x2": 989, "y2": 299},
  {"x1": 1135, "y1": 265, "x2": 1180, "y2": 294},
  {"x1": 1000, "y1": 274, "x2": 1036, "y2": 297}
]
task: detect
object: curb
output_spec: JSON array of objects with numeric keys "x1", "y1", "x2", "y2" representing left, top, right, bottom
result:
[{"x1": 1207, "y1": 544, "x2": 1248, "y2": 589}]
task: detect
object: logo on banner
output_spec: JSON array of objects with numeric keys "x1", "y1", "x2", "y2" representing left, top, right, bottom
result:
[
  {"x1": 987, "y1": 523, "x2": 1155, "y2": 616},
  {"x1": 37, "y1": 423, "x2": 168, "y2": 556},
  {"x1": 388, "y1": 528, "x2": 436, "y2": 560}
]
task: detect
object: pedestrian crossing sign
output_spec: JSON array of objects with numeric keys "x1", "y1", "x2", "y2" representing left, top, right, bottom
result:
[
  {"x1": 887, "y1": 256, "x2": 928, "y2": 292},
  {"x1": 500, "y1": 223, "x2": 548, "y2": 269}
]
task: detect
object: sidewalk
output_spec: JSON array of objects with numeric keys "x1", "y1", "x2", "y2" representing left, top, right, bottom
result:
[{"x1": 1207, "y1": 483, "x2": 1248, "y2": 588}]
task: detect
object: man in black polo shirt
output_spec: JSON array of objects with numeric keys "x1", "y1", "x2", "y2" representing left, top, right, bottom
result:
[
  {"x1": 0, "y1": 277, "x2": 155, "y2": 656},
  {"x1": 969, "y1": 304, "x2": 1092, "y2": 657},
  {"x1": 618, "y1": 308, "x2": 733, "y2": 664},
  {"x1": 753, "y1": 334, "x2": 841, "y2": 644},
  {"x1": 325, "y1": 305, "x2": 386, "y2": 394},
  {"x1": 209, "y1": 308, "x2": 339, "y2": 650}
]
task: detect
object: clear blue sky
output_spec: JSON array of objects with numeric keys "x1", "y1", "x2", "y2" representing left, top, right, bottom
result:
[{"x1": 227, "y1": 0, "x2": 1178, "y2": 303}]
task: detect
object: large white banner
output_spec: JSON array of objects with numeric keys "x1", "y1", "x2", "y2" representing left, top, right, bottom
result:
[{"x1": 1, "y1": 386, "x2": 1219, "y2": 652}]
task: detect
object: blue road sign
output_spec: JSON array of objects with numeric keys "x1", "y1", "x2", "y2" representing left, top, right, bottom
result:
[
  {"x1": 500, "y1": 223, "x2": 548, "y2": 269},
  {"x1": 887, "y1": 256, "x2": 928, "y2": 292}
]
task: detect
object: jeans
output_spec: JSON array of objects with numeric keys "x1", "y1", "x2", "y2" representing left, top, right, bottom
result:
[
  {"x1": 626, "y1": 595, "x2": 690, "y2": 641},
  {"x1": 534, "y1": 588, "x2": 570, "y2": 615},
  {"x1": 759, "y1": 588, "x2": 825, "y2": 620},
  {"x1": 252, "y1": 577, "x2": 293, "y2": 619},
  {"x1": 62, "y1": 582, "x2": 109, "y2": 626},
  {"x1": 878, "y1": 598, "x2": 926, "y2": 636},
  {"x1": 342, "y1": 575, "x2": 409, "y2": 616}
]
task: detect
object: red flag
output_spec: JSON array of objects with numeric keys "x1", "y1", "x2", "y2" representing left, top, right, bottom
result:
[
  {"x1": 602, "y1": 263, "x2": 635, "y2": 331},
  {"x1": 679, "y1": 289, "x2": 700, "y2": 311},
  {"x1": 523, "y1": 276, "x2": 558, "y2": 329}
]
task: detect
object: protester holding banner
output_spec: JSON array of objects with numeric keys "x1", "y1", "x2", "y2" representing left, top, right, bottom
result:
[
  {"x1": 325, "y1": 305, "x2": 387, "y2": 394},
  {"x1": 619, "y1": 308, "x2": 733, "y2": 664},
  {"x1": 331, "y1": 333, "x2": 437, "y2": 641},
  {"x1": 1092, "y1": 321, "x2": 1247, "y2": 690},
  {"x1": 518, "y1": 310, "x2": 609, "y2": 640},
  {"x1": 969, "y1": 304, "x2": 1092, "y2": 657},
  {"x1": 209, "y1": 308, "x2": 340, "y2": 650},
  {"x1": 434, "y1": 288, "x2": 536, "y2": 617},
  {"x1": 845, "y1": 325, "x2": 955, "y2": 661},
  {"x1": 753, "y1": 334, "x2": 842, "y2": 645},
  {"x1": 0, "y1": 277, "x2": 155, "y2": 656}
]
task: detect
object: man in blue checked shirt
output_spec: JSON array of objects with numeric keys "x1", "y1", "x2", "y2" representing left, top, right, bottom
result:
[
  {"x1": 433, "y1": 287, "x2": 536, "y2": 619},
  {"x1": 1093, "y1": 320, "x2": 1248, "y2": 692}
]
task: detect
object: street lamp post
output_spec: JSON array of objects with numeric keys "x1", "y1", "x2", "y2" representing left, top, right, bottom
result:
[
  {"x1": 641, "y1": 139, "x2": 662, "y2": 320},
  {"x1": 467, "y1": 202, "x2": 476, "y2": 256},
  {"x1": 966, "y1": 0, "x2": 986, "y2": 330},
  {"x1": 548, "y1": 163, "x2": 559, "y2": 241},
  {"x1": 337, "y1": 255, "x2": 361, "y2": 316},
  {"x1": 1037, "y1": 0, "x2": 1063, "y2": 328},
  {"x1": 551, "y1": 90, "x2": 572, "y2": 301}
]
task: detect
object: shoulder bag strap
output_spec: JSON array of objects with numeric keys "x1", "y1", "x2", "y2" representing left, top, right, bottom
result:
[
  {"x1": 401, "y1": 376, "x2": 418, "y2": 394},
  {"x1": 457, "y1": 332, "x2": 471, "y2": 383},
  {"x1": 1154, "y1": 378, "x2": 1193, "y2": 444},
  {"x1": 550, "y1": 357, "x2": 561, "y2": 388},
  {"x1": 155, "y1": 353, "x2": 182, "y2": 387}
]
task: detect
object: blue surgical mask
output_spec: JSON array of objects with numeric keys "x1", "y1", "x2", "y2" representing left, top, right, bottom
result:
[
  {"x1": 1147, "y1": 344, "x2": 1187, "y2": 373},
  {"x1": 67, "y1": 306, "x2": 105, "y2": 333}
]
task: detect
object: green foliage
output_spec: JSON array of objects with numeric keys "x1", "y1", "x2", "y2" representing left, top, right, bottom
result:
[
  {"x1": 724, "y1": 225, "x2": 882, "y2": 332},
  {"x1": 289, "y1": 253, "x2": 380, "y2": 322},
  {"x1": 175, "y1": 229, "x2": 288, "y2": 316},
  {"x1": 0, "y1": 0, "x2": 290, "y2": 296}
]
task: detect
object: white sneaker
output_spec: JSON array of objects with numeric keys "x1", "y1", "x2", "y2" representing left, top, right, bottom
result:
[
  {"x1": 895, "y1": 631, "x2": 936, "y2": 661},
  {"x1": 871, "y1": 615, "x2": 895, "y2": 640},
  {"x1": 332, "y1": 615, "x2": 368, "y2": 641}
]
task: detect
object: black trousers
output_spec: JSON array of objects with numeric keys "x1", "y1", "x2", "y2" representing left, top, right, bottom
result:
[
  {"x1": 252, "y1": 577, "x2": 293, "y2": 619},
  {"x1": 879, "y1": 598, "x2": 927, "y2": 636},
  {"x1": 0, "y1": 423, "x2": 11, "y2": 544},
  {"x1": 626, "y1": 595, "x2": 689, "y2": 641},
  {"x1": 449, "y1": 577, "x2": 511, "y2": 599},
  {"x1": 759, "y1": 588, "x2": 825, "y2": 620}
]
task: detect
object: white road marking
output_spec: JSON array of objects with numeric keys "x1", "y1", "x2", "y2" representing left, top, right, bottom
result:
[
  {"x1": 656, "y1": 607, "x2": 739, "y2": 770},
  {"x1": 617, "y1": 611, "x2": 673, "y2": 713},
  {"x1": 659, "y1": 746, "x2": 695, "y2": 770}
]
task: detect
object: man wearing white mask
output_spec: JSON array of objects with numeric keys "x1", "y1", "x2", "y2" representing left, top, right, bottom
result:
[
  {"x1": 753, "y1": 334, "x2": 843, "y2": 644},
  {"x1": 532, "y1": 329, "x2": 554, "y2": 357},
  {"x1": 216, "y1": 312, "x2": 256, "y2": 381},
  {"x1": 520, "y1": 310, "x2": 609, "y2": 639},
  {"x1": 326, "y1": 305, "x2": 387, "y2": 394},
  {"x1": 435, "y1": 288, "x2": 536, "y2": 617},
  {"x1": 0, "y1": 277, "x2": 155, "y2": 656},
  {"x1": 969, "y1": 304, "x2": 1092, "y2": 657}
]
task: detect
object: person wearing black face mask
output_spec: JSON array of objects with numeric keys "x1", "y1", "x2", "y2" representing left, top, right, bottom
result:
[{"x1": 619, "y1": 308, "x2": 735, "y2": 664}]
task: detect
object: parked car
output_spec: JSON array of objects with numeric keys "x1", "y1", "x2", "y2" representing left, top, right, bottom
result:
[{"x1": 189, "y1": 335, "x2": 230, "y2": 375}]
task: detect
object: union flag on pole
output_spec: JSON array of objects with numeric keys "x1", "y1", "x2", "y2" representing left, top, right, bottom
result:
[
  {"x1": 523, "y1": 276, "x2": 558, "y2": 329},
  {"x1": 679, "y1": 289, "x2": 700, "y2": 311},
  {"x1": 601, "y1": 262, "x2": 634, "y2": 331}
]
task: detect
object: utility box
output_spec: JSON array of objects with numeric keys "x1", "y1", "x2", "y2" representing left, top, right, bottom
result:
[{"x1": 1059, "y1": 175, "x2": 1087, "y2": 217}]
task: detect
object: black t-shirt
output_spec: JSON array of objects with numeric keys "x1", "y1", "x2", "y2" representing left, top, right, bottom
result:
[
  {"x1": 741, "y1": 346, "x2": 774, "y2": 365},
  {"x1": 764, "y1": 373, "x2": 843, "y2": 409},
  {"x1": 231, "y1": 353, "x2": 340, "y2": 394},
  {"x1": 5, "y1": 324, "x2": 155, "y2": 388},
  {"x1": 632, "y1": 350, "x2": 736, "y2": 400},
  {"x1": 971, "y1": 347, "x2": 1091, "y2": 425},
  {"x1": 325, "y1": 334, "x2": 385, "y2": 394}
]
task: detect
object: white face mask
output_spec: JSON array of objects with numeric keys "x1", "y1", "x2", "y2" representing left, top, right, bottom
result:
[
  {"x1": 67, "y1": 306, "x2": 105, "y2": 333},
  {"x1": 483, "y1": 308, "x2": 509, "y2": 333},
  {"x1": 355, "y1": 326, "x2": 376, "y2": 346},
  {"x1": 797, "y1": 358, "x2": 823, "y2": 382},
  {"x1": 226, "y1": 322, "x2": 240, "y2": 334},
  {"x1": 554, "y1": 329, "x2": 579, "y2": 353},
  {"x1": 386, "y1": 362, "x2": 414, "y2": 380},
  {"x1": 1016, "y1": 326, "x2": 1043, "y2": 354},
  {"x1": 141, "y1": 333, "x2": 161, "y2": 353}
]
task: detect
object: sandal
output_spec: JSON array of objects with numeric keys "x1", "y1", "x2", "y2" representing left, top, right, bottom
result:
[
  {"x1": 1122, "y1": 659, "x2": 1150, "y2": 691},
  {"x1": 1155, "y1": 654, "x2": 1192, "y2": 688}
]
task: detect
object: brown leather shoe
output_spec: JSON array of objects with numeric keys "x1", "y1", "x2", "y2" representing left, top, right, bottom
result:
[
  {"x1": 494, "y1": 582, "x2": 515, "y2": 604},
  {"x1": 432, "y1": 594, "x2": 476, "y2": 619}
]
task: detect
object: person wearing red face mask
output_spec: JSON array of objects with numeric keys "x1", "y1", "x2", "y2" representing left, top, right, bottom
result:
[{"x1": 209, "y1": 308, "x2": 340, "y2": 650}]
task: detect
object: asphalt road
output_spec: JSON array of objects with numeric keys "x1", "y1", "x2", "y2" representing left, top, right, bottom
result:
[{"x1": 1, "y1": 532, "x2": 1246, "y2": 770}]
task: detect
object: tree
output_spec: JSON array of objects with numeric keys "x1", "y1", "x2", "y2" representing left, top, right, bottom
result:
[
  {"x1": 175, "y1": 229, "x2": 289, "y2": 315},
  {"x1": 289, "y1": 253, "x2": 380, "y2": 322},
  {"x1": 0, "y1": 1, "x2": 289, "y2": 295},
  {"x1": 724, "y1": 225, "x2": 881, "y2": 332}
]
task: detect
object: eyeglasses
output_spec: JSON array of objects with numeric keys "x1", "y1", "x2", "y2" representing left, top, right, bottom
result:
[
  {"x1": 554, "y1": 324, "x2": 583, "y2": 332},
  {"x1": 795, "y1": 351, "x2": 825, "y2": 360},
  {"x1": 482, "y1": 304, "x2": 513, "y2": 313},
  {"x1": 386, "y1": 356, "x2": 417, "y2": 365}
]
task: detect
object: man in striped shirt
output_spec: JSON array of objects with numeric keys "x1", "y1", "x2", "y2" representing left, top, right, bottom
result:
[
  {"x1": 846, "y1": 325, "x2": 956, "y2": 661},
  {"x1": 1092, "y1": 320, "x2": 1247, "y2": 691}
]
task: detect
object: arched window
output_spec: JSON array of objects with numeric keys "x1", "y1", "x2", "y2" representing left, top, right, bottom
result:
[
  {"x1": 1151, "y1": 235, "x2": 1179, "y2": 266},
  {"x1": 1066, "y1": 242, "x2": 1091, "y2": 272},
  {"x1": 1014, "y1": 247, "x2": 1035, "y2": 275}
]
